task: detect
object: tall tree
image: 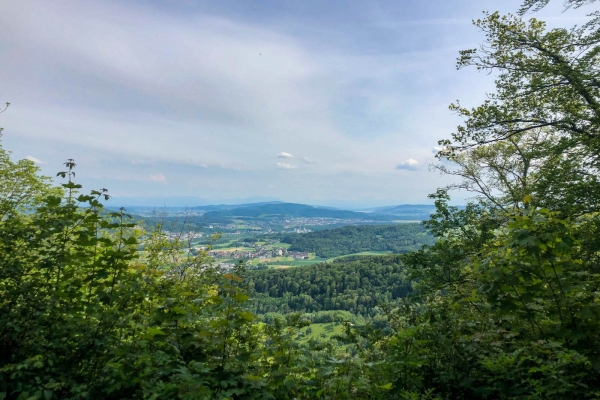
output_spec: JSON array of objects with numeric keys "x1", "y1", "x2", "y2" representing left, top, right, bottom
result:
[
  {"x1": 438, "y1": 9, "x2": 600, "y2": 214},
  {"x1": 380, "y1": 4, "x2": 600, "y2": 398}
]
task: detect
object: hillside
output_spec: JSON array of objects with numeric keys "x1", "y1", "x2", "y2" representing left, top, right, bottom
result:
[
  {"x1": 370, "y1": 204, "x2": 436, "y2": 217},
  {"x1": 279, "y1": 223, "x2": 434, "y2": 257},
  {"x1": 200, "y1": 202, "x2": 398, "y2": 223},
  {"x1": 190, "y1": 201, "x2": 284, "y2": 212},
  {"x1": 249, "y1": 255, "x2": 411, "y2": 316}
]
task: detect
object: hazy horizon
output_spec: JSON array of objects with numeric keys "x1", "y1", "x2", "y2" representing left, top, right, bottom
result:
[{"x1": 105, "y1": 195, "x2": 446, "y2": 210}]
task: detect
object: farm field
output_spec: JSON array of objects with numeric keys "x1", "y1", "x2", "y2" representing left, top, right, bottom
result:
[
  {"x1": 325, "y1": 251, "x2": 391, "y2": 262},
  {"x1": 211, "y1": 246, "x2": 255, "y2": 253},
  {"x1": 248, "y1": 254, "x2": 328, "y2": 268},
  {"x1": 201, "y1": 223, "x2": 434, "y2": 270},
  {"x1": 219, "y1": 251, "x2": 395, "y2": 269}
]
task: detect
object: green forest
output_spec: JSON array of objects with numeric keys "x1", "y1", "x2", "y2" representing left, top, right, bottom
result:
[
  {"x1": 199, "y1": 203, "x2": 397, "y2": 223},
  {"x1": 280, "y1": 224, "x2": 435, "y2": 257},
  {"x1": 249, "y1": 255, "x2": 411, "y2": 316},
  {"x1": 2, "y1": 0, "x2": 600, "y2": 398}
]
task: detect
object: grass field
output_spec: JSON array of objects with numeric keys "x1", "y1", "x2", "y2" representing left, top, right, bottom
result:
[
  {"x1": 249, "y1": 256, "x2": 294, "y2": 265},
  {"x1": 247, "y1": 254, "x2": 328, "y2": 268},
  {"x1": 231, "y1": 225, "x2": 262, "y2": 230},
  {"x1": 325, "y1": 251, "x2": 391, "y2": 262},
  {"x1": 215, "y1": 247, "x2": 390, "y2": 269},
  {"x1": 289, "y1": 257, "x2": 328, "y2": 266},
  {"x1": 300, "y1": 323, "x2": 345, "y2": 341},
  {"x1": 211, "y1": 246, "x2": 255, "y2": 253}
]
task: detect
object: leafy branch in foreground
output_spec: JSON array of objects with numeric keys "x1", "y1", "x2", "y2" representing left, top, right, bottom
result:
[
  {"x1": 0, "y1": 154, "x2": 390, "y2": 399},
  {"x1": 518, "y1": 0, "x2": 598, "y2": 14}
]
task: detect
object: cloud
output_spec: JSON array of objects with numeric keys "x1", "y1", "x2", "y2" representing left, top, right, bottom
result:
[
  {"x1": 26, "y1": 156, "x2": 43, "y2": 164},
  {"x1": 0, "y1": 0, "x2": 521, "y2": 204},
  {"x1": 149, "y1": 173, "x2": 167, "y2": 183},
  {"x1": 276, "y1": 162, "x2": 297, "y2": 169},
  {"x1": 396, "y1": 158, "x2": 420, "y2": 171},
  {"x1": 132, "y1": 157, "x2": 208, "y2": 168}
]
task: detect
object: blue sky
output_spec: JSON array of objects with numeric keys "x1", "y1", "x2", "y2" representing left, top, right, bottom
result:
[{"x1": 0, "y1": 0, "x2": 590, "y2": 207}]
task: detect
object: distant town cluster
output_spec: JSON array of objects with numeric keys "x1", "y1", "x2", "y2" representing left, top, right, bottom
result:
[{"x1": 207, "y1": 246, "x2": 309, "y2": 261}]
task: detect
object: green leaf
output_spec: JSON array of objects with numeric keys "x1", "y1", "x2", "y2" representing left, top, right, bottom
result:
[
  {"x1": 237, "y1": 311, "x2": 255, "y2": 321},
  {"x1": 233, "y1": 293, "x2": 249, "y2": 302}
]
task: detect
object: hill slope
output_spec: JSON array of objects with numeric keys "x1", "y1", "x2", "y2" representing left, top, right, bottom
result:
[
  {"x1": 249, "y1": 255, "x2": 411, "y2": 316},
  {"x1": 279, "y1": 223, "x2": 434, "y2": 257},
  {"x1": 200, "y1": 202, "x2": 397, "y2": 223}
]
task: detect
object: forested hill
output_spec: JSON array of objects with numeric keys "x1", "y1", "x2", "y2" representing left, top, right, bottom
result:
[
  {"x1": 199, "y1": 202, "x2": 397, "y2": 223},
  {"x1": 280, "y1": 223, "x2": 435, "y2": 257},
  {"x1": 248, "y1": 255, "x2": 411, "y2": 316}
]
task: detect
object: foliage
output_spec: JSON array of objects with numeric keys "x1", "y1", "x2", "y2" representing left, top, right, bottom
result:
[
  {"x1": 0, "y1": 149, "x2": 392, "y2": 399},
  {"x1": 518, "y1": 0, "x2": 597, "y2": 14},
  {"x1": 372, "y1": 3, "x2": 600, "y2": 398},
  {"x1": 200, "y1": 203, "x2": 397, "y2": 224},
  {"x1": 3, "y1": 1, "x2": 600, "y2": 399},
  {"x1": 249, "y1": 255, "x2": 411, "y2": 316}
]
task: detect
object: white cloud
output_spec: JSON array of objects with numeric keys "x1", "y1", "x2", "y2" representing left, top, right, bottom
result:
[
  {"x1": 396, "y1": 158, "x2": 420, "y2": 171},
  {"x1": 26, "y1": 156, "x2": 43, "y2": 164},
  {"x1": 149, "y1": 173, "x2": 167, "y2": 183},
  {"x1": 276, "y1": 162, "x2": 297, "y2": 169},
  {"x1": 0, "y1": 0, "x2": 515, "y2": 203},
  {"x1": 131, "y1": 159, "x2": 155, "y2": 165}
]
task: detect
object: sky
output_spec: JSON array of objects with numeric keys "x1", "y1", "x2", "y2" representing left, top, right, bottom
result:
[{"x1": 0, "y1": 0, "x2": 592, "y2": 208}]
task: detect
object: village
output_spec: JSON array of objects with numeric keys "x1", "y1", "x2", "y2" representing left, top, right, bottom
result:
[{"x1": 207, "y1": 245, "x2": 309, "y2": 261}]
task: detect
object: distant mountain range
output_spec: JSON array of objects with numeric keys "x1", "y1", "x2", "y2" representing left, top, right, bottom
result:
[
  {"x1": 360, "y1": 204, "x2": 438, "y2": 218},
  {"x1": 190, "y1": 201, "x2": 284, "y2": 212},
  {"x1": 198, "y1": 203, "x2": 399, "y2": 223},
  {"x1": 111, "y1": 201, "x2": 444, "y2": 221}
]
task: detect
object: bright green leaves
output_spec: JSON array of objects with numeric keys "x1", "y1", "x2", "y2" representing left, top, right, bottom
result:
[
  {"x1": 237, "y1": 311, "x2": 254, "y2": 321},
  {"x1": 398, "y1": 201, "x2": 600, "y2": 397},
  {"x1": 140, "y1": 327, "x2": 167, "y2": 340}
]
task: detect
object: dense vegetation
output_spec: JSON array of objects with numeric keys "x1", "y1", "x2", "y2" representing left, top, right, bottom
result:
[
  {"x1": 280, "y1": 224, "x2": 435, "y2": 257},
  {"x1": 2, "y1": 0, "x2": 600, "y2": 398},
  {"x1": 249, "y1": 255, "x2": 411, "y2": 316},
  {"x1": 0, "y1": 154, "x2": 396, "y2": 399}
]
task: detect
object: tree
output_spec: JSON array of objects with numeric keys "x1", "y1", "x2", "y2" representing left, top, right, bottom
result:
[
  {"x1": 377, "y1": 4, "x2": 600, "y2": 398},
  {"x1": 518, "y1": 0, "x2": 598, "y2": 14},
  {"x1": 438, "y1": 9, "x2": 600, "y2": 215},
  {"x1": 444, "y1": 10, "x2": 600, "y2": 148}
]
